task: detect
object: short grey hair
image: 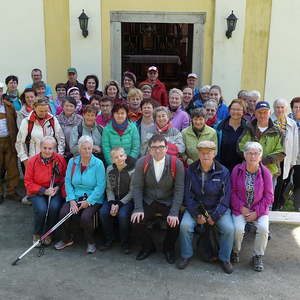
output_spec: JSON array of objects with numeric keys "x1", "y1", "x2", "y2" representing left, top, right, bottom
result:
[
  {"x1": 40, "y1": 136, "x2": 57, "y2": 147},
  {"x1": 204, "y1": 99, "x2": 218, "y2": 109},
  {"x1": 200, "y1": 85, "x2": 211, "y2": 93},
  {"x1": 244, "y1": 141, "x2": 263, "y2": 154},
  {"x1": 110, "y1": 146, "x2": 126, "y2": 156},
  {"x1": 249, "y1": 90, "x2": 261, "y2": 100},
  {"x1": 78, "y1": 135, "x2": 94, "y2": 149},
  {"x1": 153, "y1": 106, "x2": 171, "y2": 121},
  {"x1": 273, "y1": 98, "x2": 288, "y2": 109},
  {"x1": 169, "y1": 88, "x2": 183, "y2": 100}
]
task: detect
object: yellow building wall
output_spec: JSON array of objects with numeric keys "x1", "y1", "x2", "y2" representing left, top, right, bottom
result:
[
  {"x1": 241, "y1": 0, "x2": 272, "y2": 97},
  {"x1": 43, "y1": 0, "x2": 71, "y2": 91},
  {"x1": 101, "y1": 0, "x2": 215, "y2": 85}
]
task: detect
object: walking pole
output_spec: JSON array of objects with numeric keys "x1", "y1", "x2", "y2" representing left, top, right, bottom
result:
[{"x1": 12, "y1": 211, "x2": 73, "y2": 266}]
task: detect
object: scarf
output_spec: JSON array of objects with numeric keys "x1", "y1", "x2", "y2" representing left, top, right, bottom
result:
[
  {"x1": 206, "y1": 115, "x2": 217, "y2": 127},
  {"x1": 59, "y1": 112, "x2": 79, "y2": 126},
  {"x1": 156, "y1": 122, "x2": 172, "y2": 134},
  {"x1": 25, "y1": 104, "x2": 33, "y2": 113},
  {"x1": 112, "y1": 119, "x2": 129, "y2": 136},
  {"x1": 128, "y1": 110, "x2": 142, "y2": 122}
]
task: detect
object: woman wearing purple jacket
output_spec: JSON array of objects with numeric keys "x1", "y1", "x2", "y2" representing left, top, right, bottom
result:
[{"x1": 231, "y1": 141, "x2": 274, "y2": 272}]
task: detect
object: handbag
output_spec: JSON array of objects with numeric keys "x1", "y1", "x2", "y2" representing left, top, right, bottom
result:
[{"x1": 283, "y1": 168, "x2": 294, "y2": 203}]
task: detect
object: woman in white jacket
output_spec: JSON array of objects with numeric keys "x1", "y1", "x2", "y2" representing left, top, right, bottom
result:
[
  {"x1": 271, "y1": 98, "x2": 298, "y2": 209},
  {"x1": 15, "y1": 98, "x2": 65, "y2": 169}
]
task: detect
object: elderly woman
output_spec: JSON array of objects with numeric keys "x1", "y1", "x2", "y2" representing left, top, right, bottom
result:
[
  {"x1": 104, "y1": 80, "x2": 121, "y2": 104},
  {"x1": 271, "y1": 99, "x2": 298, "y2": 209},
  {"x1": 209, "y1": 85, "x2": 229, "y2": 121},
  {"x1": 204, "y1": 99, "x2": 219, "y2": 128},
  {"x1": 182, "y1": 108, "x2": 217, "y2": 165},
  {"x1": 177, "y1": 141, "x2": 234, "y2": 274},
  {"x1": 102, "y1": 103, "x2": 140, "y2": 165},
  {"x1": 121, "y1": 71, "x2": 136, "y2": 100},
  {"x1": 199, "y1": 85, "x2": 211, "y2": 104},
  {"x1": 289, "y1": 97, "x2": 300, "y2": 210},
  {"x1": 141, "y1": 106, "x2": 185, "y2": 156},
  {"x1": 168, "y1": 88, "x2": 190, "y2": 131},
  {"x1": 67, "y1": 87, "x2": 83, "y2": 114},
  {"x1": 24, "y1": 136, "x2": 67, "y2": 245},
  {"x1": 82, "y1": 75, "x2": 103, "y2": 105},
  {"x1": 182, "y1": 87, "x2": 202, "y2": 115},
  {"x1": 139, "y1": 84, "x2": 152, "y2": 100},
  {"x1": 231, "y1": 142, "x2": 274, "y2": 271},
  {"x1": 17, "y1": 88, "x2": 36, "y2": 128},
  {"x1": 216, "y1": 99, "x2": 247, "y2": 172},
  {"x1": 55, "y1": 136, "x2": 105, "y2": 253},
  {"x1": 16, "y1": 98, "x2": 65, "y2": 169},
  {"x1": 57, "y1": 97, "x2": 83, "y2": 160},
  {"x1": 70, "y1": 105, "x2": 102, "y2": 159}
]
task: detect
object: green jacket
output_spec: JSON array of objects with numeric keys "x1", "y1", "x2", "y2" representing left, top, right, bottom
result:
[
  {"x1": 102, "y1": 121, "x2": 140, "y2": 165},
  {"x1": 238, "y1": 119, "x2": 285, "y2": 176},
  {"x1": 182, "y1": 125, "x2": 218, "y2": 165}
]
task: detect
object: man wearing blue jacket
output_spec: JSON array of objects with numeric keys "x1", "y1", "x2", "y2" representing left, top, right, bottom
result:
[{"x1": 177, "y1": 141, "x2": 234, "y2": 274}]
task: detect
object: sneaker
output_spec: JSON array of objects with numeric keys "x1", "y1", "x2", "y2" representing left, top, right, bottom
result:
[
  {"x1": 22, "y1": 195, "x2": 32, "y2": 206},
  {"x1": 231, "y1": 252, "x2": 240, "y2": 263},
  {"x1": 54, "y1": 240, "x2": 74, "y2": 250},
  {"x1": 252, "y1": 255, "x2": 264, "y2": 272},
  {"x1": 221, "y1": 261, "x2": 234, "y2": 274},
  {"x1": 32, "y1": 234, "x2": 41, "y2": 247},
  {"x1": 86, "y1": 243, "x2": 96, "y2": 254},
  {"x1": 43, "y1": 236, "x2": 52, "y2": 246}
]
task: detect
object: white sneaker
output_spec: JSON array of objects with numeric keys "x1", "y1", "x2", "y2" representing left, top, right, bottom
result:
[
  {"x1": 22, "y1": 195, "x2": 32, "y2": 206},
  {"x1": 33, "y1": 234, "x2": 41, "y2": 247}
]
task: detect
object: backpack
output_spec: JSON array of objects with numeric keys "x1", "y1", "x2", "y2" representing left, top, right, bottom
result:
[
  {"x1": 25, "y1": 117, "x2": 55, "y2": 154},
  {"x1": 143, "y1": 154, "x2": 177, "y2": 179}
]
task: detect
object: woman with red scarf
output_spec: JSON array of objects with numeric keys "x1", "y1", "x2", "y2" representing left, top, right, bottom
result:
[
  {"x1": 17, "y1": 88, "x2": 36, "y2": 128},
  {"x1": 204, "y1": 99, "x2": 220, "y2": 128},
  {"x1": 102, "y1": 103, "x2": 140, "y2": 165},
  {"x1": 141, "y1": 106, "x2": 185, "y2": 156}
]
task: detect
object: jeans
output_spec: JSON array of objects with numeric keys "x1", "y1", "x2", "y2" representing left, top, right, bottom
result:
[
  {"x1": 29, "y1": 194, "x2": 64, "y2": 235},
  {"x1": 179, "y1": 209, "x2": 234, "y2": 262},
  {"x1": 99, "y1": 201, "x2": 133, "y2": 245},
  {"x1": 232, "y1": 214, "x2": 269, "y2": 256}
]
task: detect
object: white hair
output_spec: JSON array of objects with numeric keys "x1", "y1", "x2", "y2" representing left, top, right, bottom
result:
[
  {"x1": 169, "y1": 88, "x2": 183, "y2": 99},
  {"x1": 273, "y1": 98, "x2": 288, "y2": 109},
  {"x1": 40, "y1": 136, "x2": 57, "y2": 147},
  {"x1": 204, "y1": 99, "x2": 218, "y2": 109},
  {"x1": 78, "y1": 135, "x2": 94, "y2": 149},
  {"x1": 249, "y1": 90, "x2": 261, "y2": 100},
  {"x1": 200, "y1": 85, "x2": 211, "y2": 93},
  {"x1": 244, "y1": 141, "x2": 263, "y2": 154}
]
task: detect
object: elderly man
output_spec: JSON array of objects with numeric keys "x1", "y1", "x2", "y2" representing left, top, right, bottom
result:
[
  {"x1": 186, "y1": 73, "x2": 201, "y2": 102},
  {"x1": 177, "y1": 141, "x2": 234, "y2": 274},
  {"x1": 25, "y1": 68, "x2": 53, "y2": 98},
  {"x1": 139, "y1": 66, "x2": 168, "y2": 106},
  {"x1": 0, "y1": 82, "x2": 19, "y2": 203},
  {"x1": 64, "y1": 67, "x2": 85, "y2": 97},
  {"x1": 131, "y1": 134, "x2": 184, "y2": 264},
  {"x1": 243, "y1": 90, "x2": 261, "y2": 121},
  {"x1": 239, "y1": 101, "x2": 285, "y2": 187}
]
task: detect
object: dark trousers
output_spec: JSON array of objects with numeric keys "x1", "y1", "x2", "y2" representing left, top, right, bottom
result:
[
  {"x1": 133, "y1": 201, "x2": 180, "y2": 251},
  {"x1": 99, "y1": 200, "x2": 133, "y2": 245},
  {"x1": 58, "y1": 202, "x2": 100, "y2": 244},
  {"x1": 293, "y1": 165, "x2": 300, "y2": 211}
]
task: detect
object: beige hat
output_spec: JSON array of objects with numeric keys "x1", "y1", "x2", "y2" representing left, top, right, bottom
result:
[{"x1": 197, "y1": 140, "x2": 216, "y2": 150}]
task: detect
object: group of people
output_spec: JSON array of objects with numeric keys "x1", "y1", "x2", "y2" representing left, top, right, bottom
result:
[{"x1": 1, "y1": 65, "x2": 300, "y2": 275}]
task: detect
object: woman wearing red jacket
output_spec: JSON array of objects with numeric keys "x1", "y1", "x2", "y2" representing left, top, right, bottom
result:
[{"x1": 24, "y1": 136, "x2": 67, "y2": 246}]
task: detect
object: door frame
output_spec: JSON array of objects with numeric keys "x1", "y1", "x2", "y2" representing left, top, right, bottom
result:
[{"x1": 110, "y1": 11, "x2": 206, "y2": 85}]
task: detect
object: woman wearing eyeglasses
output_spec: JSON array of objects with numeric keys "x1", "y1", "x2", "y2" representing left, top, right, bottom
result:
[
  {"x1": 15, "y1": 98, "x2": 65, "y2": 170},
  {"x1": 215, "y1": 99, "x2": 247, "y2": 172}
]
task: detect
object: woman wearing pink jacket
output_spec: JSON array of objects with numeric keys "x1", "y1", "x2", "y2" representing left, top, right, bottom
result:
[{"x1": 231, "y1": 141, "x2": 274, "y2": 272}]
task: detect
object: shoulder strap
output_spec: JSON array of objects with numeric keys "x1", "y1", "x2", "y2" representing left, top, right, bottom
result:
[
  {"x1": 77, "y1": 122, "x2": 83, "y2": 139},
  {"x1": 71, "y1": 160, "x2": 76, "y2": 178},
  {"x1": 170, "y1": 155, "x2": 177, "y2": 179},
  {"x1": 49, "y1": 118, "x2": 55, "y2": 131},
  {"x1": 25, "y1": 120, "x2": 34, "y2": 154},
  {"x1": 143, "y1": 155, "x2": 152, "y2": 174},
  {"x1": 96, "y1": 125, "x2": 103, "y2": 135}
]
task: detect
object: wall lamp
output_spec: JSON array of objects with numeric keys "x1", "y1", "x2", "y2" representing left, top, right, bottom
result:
[
  {"x1": 226, "y1": 11, "x2": 238, "y2": 39},
  {"x1": 78, "y1": 9, "x2": 89, "y2": 38}
]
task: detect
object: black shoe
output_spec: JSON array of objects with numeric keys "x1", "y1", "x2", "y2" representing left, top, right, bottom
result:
[
  {"x1": 99, "y1": 240, "x2": 113, "y2": 251},
  {"x1": 136, "y1": 248, "x2": 156, "y2": 261},
  {"x1": 221, "y1": 261, "x2": 233, "y2": 274},
  {"x1": 0, "y1": 195, "x2": 4, "y2": 204},
  {"x1": 164, "y1": 250, "x2": 176, "y2": 264},
  {"x1": 176, "y1": 257, "x2": 190, "y2": 270}
]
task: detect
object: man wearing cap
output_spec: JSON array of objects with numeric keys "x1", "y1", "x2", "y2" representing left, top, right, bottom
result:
[
  {"x1": 25, "y1": 68, "x2": 53, "y2": 98},
  {"x1": 0, "y1": 82, "x2": 19, "y2": 203},
  {"x1": 186, "y1": 73, "x2": 202, "y2": 103},
  {"x1": 139, "y1": 66, "x2": 168, "y2": 106},
  {"x1": 238, "y1": 101, "x2": 285, "y2": 185},
  {"x1": 177, "y1": 140, "x2": 234, "y2": 274},
  {"x1": 65, "y1": 68, "x2": 85, "y2": 97}
]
